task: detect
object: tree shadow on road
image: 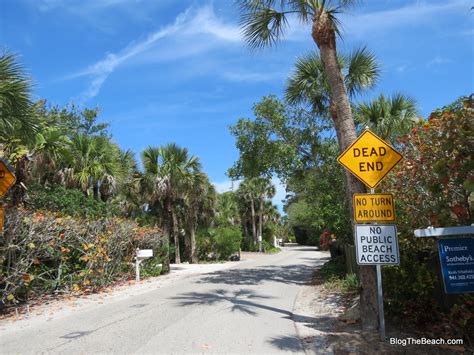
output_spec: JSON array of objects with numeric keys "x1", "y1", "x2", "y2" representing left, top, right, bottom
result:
[
  {"x1": 170, "y1": 288, "x2": 321, "y2": 324},
  {"x1": 197, "y1": 260, "x2": 328, "y2": 286},
  {"x1": 267, "y1": 335, "x2": 305, "y2": 352},
  {"x1": 170, "y1": 288, "x2": 323, "y2": 352}
]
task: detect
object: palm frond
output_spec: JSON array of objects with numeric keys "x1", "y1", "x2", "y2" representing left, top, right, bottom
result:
[
  {"x1": 240, "y1": 5, "x2": 289, "y2": 49},
  {"x1": 285, "y1": 51, "x2": 331, "y2": 114},
  {"x1": 345, "y1": 46, "x2": 380, "y2": 97}
]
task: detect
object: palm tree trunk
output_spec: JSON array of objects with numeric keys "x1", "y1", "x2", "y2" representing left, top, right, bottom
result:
[
  {"x1": 250, "y1": 199, "x2": 257, "y2": 245},
  {"x1": 162, "y1": 223, "x2": 171, "y2": 274},
  {"x1": 258, "y1": 198, "x2": 264, "y2": 252},
  {"x1": 190, "y1": 221, "x2": 198, "y2": 264},
  {"x1": 312, "y1": 10, "x2": 378, "y2": 331},
  {"x1": 92, "y1": 181, "x2": 100, "y2": 200},
  {"x1": 171, "y1": 209, "x2": 181, "y2": 264}
]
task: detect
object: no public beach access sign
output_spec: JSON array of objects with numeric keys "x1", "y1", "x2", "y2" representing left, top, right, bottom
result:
[{"x1": 355, "y1": 224, "x2": 400, "y2": 265}]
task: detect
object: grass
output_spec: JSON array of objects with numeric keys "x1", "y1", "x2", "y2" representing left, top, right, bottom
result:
[{"x1": 314, "y1": 256, "x2": 360, "y2": 294}]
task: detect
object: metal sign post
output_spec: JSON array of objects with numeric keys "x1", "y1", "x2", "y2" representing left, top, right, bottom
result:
[
  {"x1": 414, "y1": 225, "x2": 474, "y2": 294},
  {"x1": 338, "y1": 130, "x2": 403, "y2": 340},
  {"x1": 376, "y1": 264, "x2": 385, "y2": 339}
]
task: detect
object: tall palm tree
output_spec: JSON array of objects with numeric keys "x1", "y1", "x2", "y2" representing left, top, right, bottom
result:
[
  {"x1": 216, "y1": 192, "x2": 241, "y2": 227},
  {"x1": 237, "y1": 179, "x2": 259, "y2": 246},
  {"x1": 141, "y1": 143, "x2": 201, "y2": 264},
  {"x1": 286, "y1": 47, "x2": 380, "y2": 119},
  {"x1": 238, "y1": 0, "x2": 378, "y2": 329},
  {"x1": 100, "y1": 149, "x2": 137, "y2": 202},
  {"x1": 184, "y1": 173, "x2": 216, "y2": 263},
  {"x1": 255, "y1": 178, "x2": 276, "y2": 252},
  {"x1": 355, "y1": 93, "x2": 418, "y2": 143}
]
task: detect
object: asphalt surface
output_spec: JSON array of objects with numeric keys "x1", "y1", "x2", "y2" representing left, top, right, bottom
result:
[{"x1": 0, "y1": 246, "x2": 328, "y2": 354}]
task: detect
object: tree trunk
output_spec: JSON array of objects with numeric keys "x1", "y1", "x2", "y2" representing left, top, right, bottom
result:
[
  {"x1": 250, "y1": 199, "x2": 257, "y2": 245},
  {"x1": 258, "y1": 198, "x2": 264, "y2": 252},
  {"x1": 171, "y1": 209, "x2": 180, "y2": 264},
  {"x1": 190, "y1": 221, "x2": 198, "y2": 264},
  {"x1": 312, "y1": 10, "x2": 378, "y2": 331},
  {"x1": 162, "y1": 222, "x2": 171, "y2": 274},
  {"x1": 12, "y1": 155, "x2": 29, "y2": 206},
  {"x1": 92, "y1": 181, "x2": 100, "y2": 200}
]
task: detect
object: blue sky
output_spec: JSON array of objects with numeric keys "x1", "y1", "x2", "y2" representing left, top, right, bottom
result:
[{"x1": 1, "y1": 0, "x2": 473, "y2": 209}]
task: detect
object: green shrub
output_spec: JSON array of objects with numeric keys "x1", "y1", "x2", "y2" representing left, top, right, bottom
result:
[
  {"x1": 197, "y1": 226, "x2": 242, "y2": 261},
  {"x1": 213, "y1": 226, "x2": 242, "y2": 260},
  {"x1": 316, "y1": 256, "x2": 346, "y2": 281},
  {"x1": 28, "y1": 184, "x2": 118, "y2": 219},
  {"x1": 262, "y1": 240, "x2": 280, "y2": 254}
]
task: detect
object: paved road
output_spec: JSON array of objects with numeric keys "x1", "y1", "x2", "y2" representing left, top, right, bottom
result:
[{"x1": 1, "y1": 246, "x2": 328, "y2": 354}]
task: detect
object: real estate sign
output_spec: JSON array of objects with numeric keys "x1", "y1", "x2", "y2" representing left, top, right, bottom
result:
[{"x1": 437, "y1": 238, "x2": 474, "y2": 294}]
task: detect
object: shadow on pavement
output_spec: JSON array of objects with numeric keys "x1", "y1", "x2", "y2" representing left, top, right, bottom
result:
[
  {"x1": 170, "y1": 288, "x2": 323, "y2": 352},
  {"x1": 267, "y1": 335, "x2": 305, "y2": 352},
  {"x1": 197, "y1": 261, "x2": 327, "y2": 286},
  {"x1": 170, "y1": 288, "x2": 322, "y2": 324}
]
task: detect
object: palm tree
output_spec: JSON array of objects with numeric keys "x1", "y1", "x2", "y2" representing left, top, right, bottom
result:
[
  {"x1": 184, "y1": 173, "x2": 216, "y2": 263},
  {"x1": 237, "y1": 179, "x2": 259, "y2": 246},
  {"x1": 0, "y1": 53, "x2": 38, "y2": 150},
  {"x1": 238, "y1": 0, "x2": 378, "y2": 329},
  {"x1": 255, "y1": 178, "x2": 276, "y2": 252},
  {"x1": 286, "y1": 47, "x2": 380, "y2": 120},
  {"x1": 31, "y1": 127, "x2": 71, "y2": 185},
  {"x1": 100, "y1": 149, "x2": 137, "y2": 202},
  {"x1": 141, "y1": 143, "x2": 201, "y2": 264},
  {"x1": 68, "y1": 133, "x2": 119, "y2": 199},
  {"x1": 216, "y1": 192, "x2": 241, "y2": 227},
  {"x1": 355, "y1": 93, "x2": 418, "y2": 143}
]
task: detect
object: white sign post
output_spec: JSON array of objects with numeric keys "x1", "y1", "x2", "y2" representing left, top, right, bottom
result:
[
  {"x1": 355, "y1": 223, "x2": 399, "y2": 339},
  {"x1": 135, "y1": 248, "x2": 153, "y2": 282}
]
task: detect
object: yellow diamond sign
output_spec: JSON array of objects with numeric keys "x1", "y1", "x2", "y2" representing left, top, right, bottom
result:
[
  {"x1": 0, "y1": 158, "x2": 16, "y2": 198},
  {"x1": 337, "y1": 130, "x2": 402, "y2": 188}
]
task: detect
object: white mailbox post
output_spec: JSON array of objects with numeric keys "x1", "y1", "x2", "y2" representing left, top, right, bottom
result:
[{"x1": 135, "y1": 248, "x2": 153, "y2": 282}]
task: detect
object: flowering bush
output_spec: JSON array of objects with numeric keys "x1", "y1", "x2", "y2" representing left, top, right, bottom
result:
[
  {"x1": 0, "y1": 208, "x2": 165, "y2": 308},
  {"x1": 319, "y1": 230, "x2": 335, "y2": 251},
  {"x1": 381, "y1": 96, "x2": 473, "y2": 337}
]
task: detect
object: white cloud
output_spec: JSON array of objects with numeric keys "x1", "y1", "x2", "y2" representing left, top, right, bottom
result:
[
  {"x1": 340, "y1": 0, "x2": 470, "y2": 37},
  {"x1": 213, "y1": 180, "x2": 241, "y2": 194},
  {"x1": 396, "y1": 65, "x2": 408, "y2": 73},
  {"x1": 427, "y1": 56, "x2": 451, "y2": 66},
  {"x1": 221, "y1": 70, "x2": 285, "y2": 83},
  {"x1": 67, "y1": 5, "x2": 242, "y2": 101}
]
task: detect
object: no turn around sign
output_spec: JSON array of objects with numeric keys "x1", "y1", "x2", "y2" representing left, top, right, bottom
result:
[{"x1": 355, "y1": 224, "x2": 400, "y2": 265}]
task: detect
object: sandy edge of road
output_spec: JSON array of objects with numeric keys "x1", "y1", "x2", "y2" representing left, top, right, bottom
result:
[
  {"x1": 291, "y1": 252, "x2": 344, "y2": 355},
  {"x1": 0, "y1": 257, "x2": 258, "y2": 334}
]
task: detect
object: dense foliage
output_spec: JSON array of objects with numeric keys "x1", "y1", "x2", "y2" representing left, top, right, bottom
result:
[
  {"x1": 381, "y1": 96, "x2": 473, "y2": 342},
  {"x1": 1, "y1": 208, "x2": 165, "y2": 308},
  {"x1": 0, "y1": 53, "x2": 283, "y2": 310}
]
